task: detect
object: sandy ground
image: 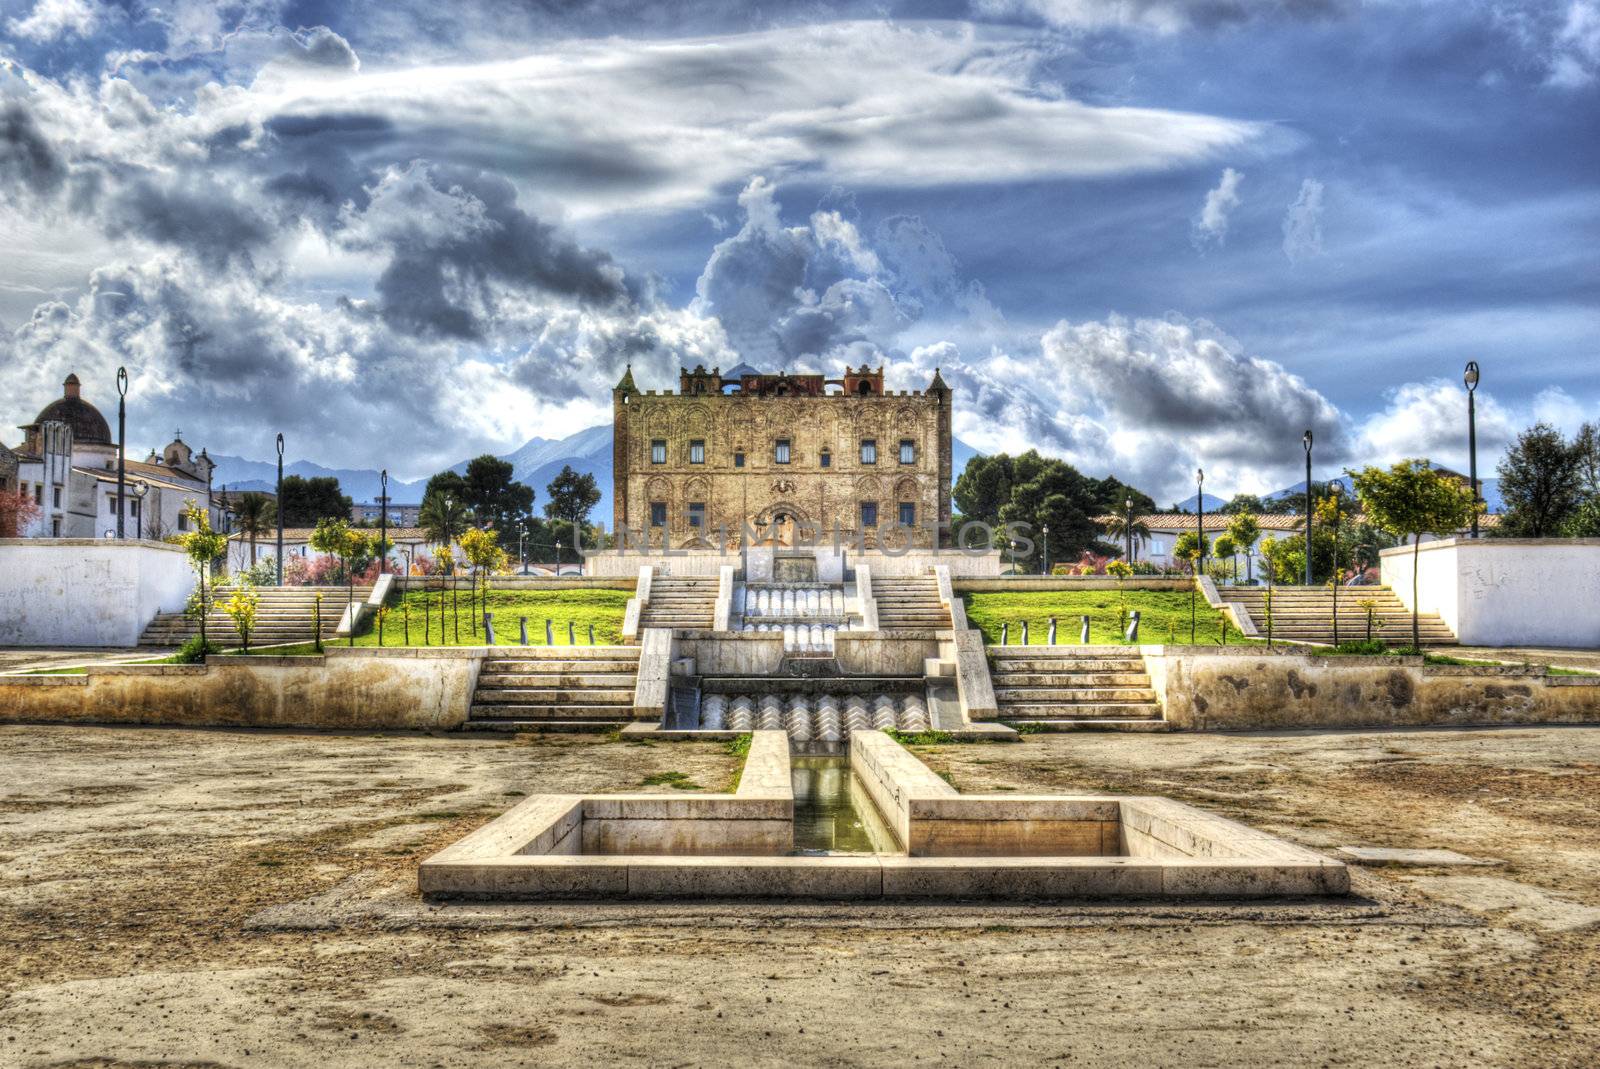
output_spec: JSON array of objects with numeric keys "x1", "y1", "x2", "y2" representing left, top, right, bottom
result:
[
  {"x1": 2, "y1": 724, "x2": 1598, "y2": 1068},
  {"x1": 0, "y1": 647, "x2": 176, "y2": 673}
]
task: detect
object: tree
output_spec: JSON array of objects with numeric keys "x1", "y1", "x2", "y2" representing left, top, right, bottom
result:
[
  {"x1": 459, "y1": 526, "x2": 507, "y2": 637},
  {"x1": 1221, "y1": 493, "x2": 1267, "y2": 516},
  {"x1": 1574, "y1": 422, "x2": 1600, "y2": 496},
  {"x1": 545, "y1": 465, "x2": 602, "y2": 563},
  {"x1": 221, "y1": 584, "x2": 259, "y2": 653},
  {"x1": 175, "y1": 501, "x2": 228, "y2": 654},
  {"x1": 309, "y1": 517, "x2": 370, "y2": 646},
  {"x1": 462, "y1": 456, "x2": 535, "y2": 543},
  {"x1": 1213, "y1": 534, "x2": 1237, "y2": 582},
  {"x1": 278, "y1": 476, "x2": 351, "y2": 527},
  {"x1": 1565, "y1": 495, "x2": 1600, "y2": 538},
  {"x1": 1350, "y1": 459, "x2": 1479, "y2": 648},
  {"x1": 1103, "y1": 504, "x2": 1151, "y2": 562},
  {"x1": 1172, "y1": 530, "x2": 1209, "y2": 573},
  {"x1": 0, "y1": 488, "x2": 42, "y2": 538},
  {"x1": 233, "y1": 492, "x2": 275, "y2": 566},
  {"x1": 1496, "y1": 422, "x2": 1588, "y2": 537},
  {"x1": 955, "y1": 451, "x2": 1122, "y2": 568},
  {"x1": 1225, "y1": 513, "x2": 1260, "y2": 582},
  {"x1": 420, "y1": 488, "x2": 470, "y2": 549}
]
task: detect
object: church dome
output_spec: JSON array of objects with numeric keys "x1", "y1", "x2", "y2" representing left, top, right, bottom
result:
[{"x1": 30, "y1": 374, "x2": 112, "y2": 446}]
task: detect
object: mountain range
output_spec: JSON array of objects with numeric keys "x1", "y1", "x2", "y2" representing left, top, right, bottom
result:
[
  {"x1": 211, "y1": 428, "x2": 981, "y2": 525},
  {"x1": 1172, "y1": 474, "x2": 1504, "y2": 515}
]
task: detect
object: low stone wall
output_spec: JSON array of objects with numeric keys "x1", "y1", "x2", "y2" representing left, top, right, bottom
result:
[
  {"x1": 0, "y1": 539, "x2": 195, "y2": 647},
  {"x1": 673, "y1": 632, "x2": 788, "y2": 676},
  {"x1": 395, "y1": 576, "x2": 635, "y2": 591},
  {"x1": 584, "y1": 551, "x2": 725, "y2": 577},
  {"x1": 0, "y1": 647, "x2": 480, "y2": 731},
  {"x1": 833, "y1": 632, "x2": 943, "y2": 676},
  {"x1": 953, "y1": 577, "x2": 1192, "y2": 593},
  {"x1": 1154, "y1": 648, "x2": 1600, "y2": 731}
]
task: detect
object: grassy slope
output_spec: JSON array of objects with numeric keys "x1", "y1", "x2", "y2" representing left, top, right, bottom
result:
[
  {"x1": 361, "y1": 586, "x2": 631, "y2": 647},
  {"x1": 963, "y1": 589, "x2": 1260, "y2": 646}
]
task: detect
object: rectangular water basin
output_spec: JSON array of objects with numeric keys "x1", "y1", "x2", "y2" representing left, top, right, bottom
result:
[{"x1": 419, "y1": 730, "x2": 1348, "y2": 901}]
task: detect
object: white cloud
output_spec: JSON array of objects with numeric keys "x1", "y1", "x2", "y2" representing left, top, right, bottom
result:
[
  {"x1": 6, "y1": 0, "x2": 103, "y2": 43},
  {"x1": 147, "y1": 21, "x2": 1267, "y2": 219},
  {"x1": 1547, "y1": 0, "x2": 1600, "y2": 87},
  {"x1": 1281, "y1": 178, "x2": 1326, "y2": 263},
  {"x1": 1192, "y1": 167, "x2": 1244, "y2": 248}
]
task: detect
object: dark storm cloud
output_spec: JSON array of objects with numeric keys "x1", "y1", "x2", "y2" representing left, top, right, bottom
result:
[
  {"x1": 100, "y1": 173, "x2": 277, "y2": 267},
  {"x1": 0, "y1": 101, "x2": 66, "y2": 196},
  {"x1": 353, "y1": 165, "x2": 633, "y2": 340}
]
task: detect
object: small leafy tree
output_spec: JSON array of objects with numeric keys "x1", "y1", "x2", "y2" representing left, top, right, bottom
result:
[
  {"x1": 0, "y1": 488, "x2": 43, "y2": 538},
  {"x1": 176, "y1": 501, "x2": 228, "y2": 654},
  {"x1": 1225, "y1": 513, "x2": 1260, "y2": 582},
  {"x1": 309, "y1": 518, "x2": 371, "y2": 646},
  {"x1": 458, "y1": 527, "x2": 507, "y2": 638},
  {"x1": 221, "y1": 583, "x2": 260, "y2": 653},
  {"x1": 1350, "y1": 459, "x2": 1479, "y2": 648},
  {"x1": 1180, "y1": 544, "x2": 1202, "y2": 642},
  {"x1": 1172, "y1": 530, "x2": 1209, "y2": 574},
  {"x1": 1105, "y1": 558, "x2": 1134, "y2": 636},
  {"x1": 1213, "y1": 534, "x2": 1237, "y2": 584}
]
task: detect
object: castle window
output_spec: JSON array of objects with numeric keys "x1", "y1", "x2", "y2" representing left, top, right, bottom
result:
[
  {"x1": 734, "y1": 450, "x2": 745, "y2": 468},
  {"x1": 819, "y1": 449, "x2": 831, "y2": 468},
  {"x1": 899, "y1": 502, "x2": 916, "y2": 527},
  {"x1": 650, "y1": 502, "x2": 667, "y2": 527},
  {"x1": 860, "y1": 439, "x2": 877, "y2": 465},
  {"x1": 651, "y1": 440, "x2": 667, "y2": 464},
  {"x1": 688, "y1": 502, "x2": 705, "y2": 528},
  {"x1": 53, "y1": 486, "x2": 62, "y2": 508},
  {"x1": 690, "y1": 440, "x2": 705, "y2": 464},
  {"x1": 775, "y1": 439, "x2": 791, "y2": 464},
  {"x1": 860, "y1": 502, "x2": 878, "y2": 528},
  {"x1": 899, "y1": 439, "x2": 915, "y2": 464}
]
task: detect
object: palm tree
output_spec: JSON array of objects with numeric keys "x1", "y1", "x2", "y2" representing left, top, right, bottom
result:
[
  {"x1": 234, "y1": 492, "x2": 275, "y2": 566},
  {"x1": 1103, "y1": 499, "x2": 1150, "y2": 562},
  {"x1": 420, "y1": 492, "x2": 468, "y2": 550}
]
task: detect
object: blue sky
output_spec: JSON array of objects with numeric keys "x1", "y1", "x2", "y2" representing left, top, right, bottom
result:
[{"x1": 1, "y1": 0, "x2": 1595, "y2": 502}]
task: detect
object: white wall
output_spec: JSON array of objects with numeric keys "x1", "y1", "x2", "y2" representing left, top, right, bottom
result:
[
  {"x1": 0, "y1": 539, "x2": 195, "y2": 647},
  {"x1": 1382, "y1": 538, "x2": 1600, "y2": 648}
]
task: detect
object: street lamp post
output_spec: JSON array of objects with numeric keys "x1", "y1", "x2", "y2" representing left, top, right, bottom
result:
[
  {"x1": 1196, "y1": 468, "x2": 1205, "y2": 571},
  {"x1": 115, "y1": 367, "x2": 128, "y2": 539},
  {"x1": 555, "y1": 540, "x2": 563, "y2": 575},
  {"x1": 379, "y1": 469, "x2": 389, "y2": 575},
  {"x1": 133, "y1": 481, "x2": 147, "y2": 540},
  {"x1": 1303, "y1": 429, "x2": 1314, "y2": 586},
  {"x1": 1124, "y1": 496, "x2": 1135, "y2": 562},
  {"x1": 1465, "y1": 361, "x2": 1481, "y2": 538},
  {"x1": 1041, "y1": 522, "x2": 1050, "y2": 575},
  {"x1": 275, "y1": 433, "x2": 285, "y2": 585}
]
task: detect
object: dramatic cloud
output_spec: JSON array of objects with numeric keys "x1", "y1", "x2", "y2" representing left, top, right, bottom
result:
[
  {"x1": 977, "y1": 0, "x2": 1344, "y2": 34},
  {"x1": 1281, "y1": 178, "x2": 1325, "y2": 263},
  {"x1": 1193, "y1": 167, "x2": 1244, "y2": 248},
  {"x1": 1547, "y1": 0, "x2": 1600, "y2": 87},
  {"x1": 6, "y1": 0, "x2": 104, "y2": 43}
]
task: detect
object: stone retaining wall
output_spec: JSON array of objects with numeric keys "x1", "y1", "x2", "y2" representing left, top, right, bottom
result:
[
  {"x1": 0, "y1": 647, "x2": 481, "y2": 731},
  {"x1": 1154, "y1": 648, "x2": 1600, "y2": 731}
]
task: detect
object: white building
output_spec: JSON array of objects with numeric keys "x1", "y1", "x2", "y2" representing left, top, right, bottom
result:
[{"x1": 9, "y1": 374, "x2": 224, "y2": 540}]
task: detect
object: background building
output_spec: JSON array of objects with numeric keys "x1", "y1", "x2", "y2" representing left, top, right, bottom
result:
[
  {"x1": 8, "y1": 373, "x2": 223, "y2": 539},
  {"x1": 612, "y1": 364, "x2": 953, "y2": 548}
]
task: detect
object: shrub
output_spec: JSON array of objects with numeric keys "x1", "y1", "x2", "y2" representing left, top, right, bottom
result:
[
  {"x1": 173, "y1": 636, "x2": 220, "y2": 663},
  {"x1": 1331, "y1": 640, "x2": 1387, "y2": 656}
]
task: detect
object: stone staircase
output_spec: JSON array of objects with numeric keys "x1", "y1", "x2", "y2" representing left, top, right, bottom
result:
[
  {"x1": 466, "y1": 647, "x2": 641, "y2": 731},
  {"x1": 138, "y1": 585, "x2": 369, "y2": 648},
  {"x1": 871, "y1": 574, "x2": 952, "y2": 630},
  {"x1": 638, "y1": 576, "x2": 718, "y2": 630},
  {"x1": 1217, "y1": 585, "x2": 1456, "y2": 646},
  {"x1": 988, "y1": 646, "x2": 1167, "y2": 731}
]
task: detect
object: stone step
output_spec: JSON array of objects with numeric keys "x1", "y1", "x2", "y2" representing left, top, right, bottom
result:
[
  {"x1": 994, "y1": 688, "x2": 1157, "y2": 703},
  {"x1": 461, "y1": 719, "x2": 622, "y2": 733},
  {"x1": 1003, "y1": 718, "x2": 1171, "y2": 733},
  {"x1": 996, "y1": 702, "x2": 1164, "y2": 719},
  {"x1": 989, "y1": 659, "x2": 1147, "y2": 674},
  {"x1": 988, "y1": 671, "x2": 1152, "y2": 687},
  {"x1": 473, "y1": 688, "x2": 636, "y2": 704},
  {"x1": 991, "y1": 645, "x2": 1145, "y2": 657},
  {"x1": 470, "y1": 703, "x2": 633, "y2": 719},
  {"x1": 478, "y1": 675, "x2": 637, "y2": 688}
]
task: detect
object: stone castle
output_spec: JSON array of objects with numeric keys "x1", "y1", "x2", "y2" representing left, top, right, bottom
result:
[{"x1": 612, "y1": 364, "x2": 953, "y2": 548}]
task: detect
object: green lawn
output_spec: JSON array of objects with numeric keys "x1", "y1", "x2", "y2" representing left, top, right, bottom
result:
[
  {"x1": 962, "y1": 590, "x2": 1262, "y2": 646},
  {"x1": 357, "y1": 586, "x2": 632, "y2": 647}
]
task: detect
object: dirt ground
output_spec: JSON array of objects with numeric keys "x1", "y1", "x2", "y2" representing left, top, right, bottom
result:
[{"x1": 3, "y1": 724, "x2": 1598, "y2": 1068}]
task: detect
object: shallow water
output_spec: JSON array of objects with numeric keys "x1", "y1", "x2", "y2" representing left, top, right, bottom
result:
[{"x1": 790, "y1": 754, "x2": 894, "y2": 854}]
